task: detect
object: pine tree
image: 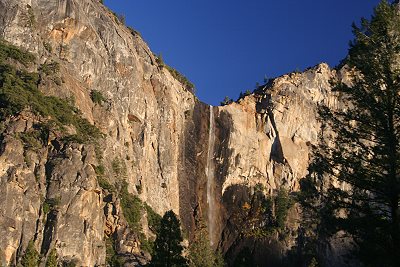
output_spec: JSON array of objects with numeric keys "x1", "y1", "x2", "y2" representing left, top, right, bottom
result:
[
  {"x1": 150, "y1": 210, "x2": 188, "y2": 267},
  {"x1": 303, "y1": 1, "x2": 400, "y2": 266},
  {"x1": 188, "y1": 219, "x2": 224, "y2": 267}
]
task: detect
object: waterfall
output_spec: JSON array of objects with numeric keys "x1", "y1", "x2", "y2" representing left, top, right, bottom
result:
[{"x1": 206, "y1": 105, "x2": 216, "y2": 246}]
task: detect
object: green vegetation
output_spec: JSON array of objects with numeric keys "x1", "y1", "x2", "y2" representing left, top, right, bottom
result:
[
  {"x1": 0, "y1": 41, "x2": 101, "y2": 144},
  {"x1": 301, "y1": 1, "x2": 400, "y2": 266},
  {"x1": 120, "y1": 181, "x2": 143, "y2": 231},
  {"x1": 26, "y1": 6, "x2": 35, "y2": 27},
  {"x1": 94, "y1": 164, "x2": 114, "y2": 191},
  {"x1": 188, "y1": 219, "x2": 224, "y2": 267},
  {"x1": 111, "y1": 158, "x2": 124, "y2": 176},
  {"x1": 90, "y1": 90, "x2": 106, "y2": 105},
  {"x1": 275, "y1": 188, "x2": 293, "y2": 229},
  {"x1": 220, "y1": 96, "x2": 233, "y2": 106},
  {"x1": 97, "y1": 176, "x2": 114, "y2": 192},
  {"x1": 21, "y1": 240, "x2": 39, "y2": 267},
  {"x1": 39, "y1": 61, "x2": 62, "y2": 85},
  {"x1": 307, "y1": 258, "x2": 319, "y2": 267},
  {"x1": 117, "y1": 14, "x2": 126, "y2": 25},
  {"x1": 156, "y1": 53, "x2": 195, "y2": 91},
  {"x1": 238, "y1": 90, "x2": 252, "y2": 100},
  {"x1": 165, "y1": 65, "x2": 195, "y2": 91},
  {"x1": 144, "y1": 202, "x2": 162, "y2": 232},
  {"x1": 150, "y1": 210, "x2": 188, "y2": 267},
  {"x1": 127, "y1": 26, "x2": 141, "y2": 37},
  {"x1": 0, "y1": 39, "x2": 35, "y2": 66},
  {"x1": 18, "y1": 130, "x2": 44, "y2": 150},
  {"x1": 105, "y1": 238, "x2": 125, "y2": 267},
  {"x1": 94, "y1": 164, "x2": 115, "y2": 192},
  {"x1": 45, "y1": 249, "x2": 58, "y2": 267},
  {"x1": 118, "y1": 182, "x2": 161, "y2": 254},
  {"x1": 39, "y1": 61, "x2": 60, "y2": 76},
  {"x1": 230, "y1": 186, "x2": 293, "y2": 240},
  {"x1": 94, "y1": 164, "x2": 105, "y2": 176},
  {"x1": 62, "y1": 259, "x2": 78, "y2": 267},
  {"x1": 139, "y1": 232, "x2": 155, "y2": 254},
  {"x1": 43, "y1": 197, "x2": 61, "y2": 215}
]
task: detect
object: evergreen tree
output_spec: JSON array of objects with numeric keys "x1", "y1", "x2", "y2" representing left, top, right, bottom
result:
[
  {"x1": 150, "y1": 210, "x2": 188, "y2": 267},
  {"x1": 303, "y1": 1, "x2": 400, "y2": 266},
  {"x1": 188, "y1": 219, "x2": 224, "y2": 267}
]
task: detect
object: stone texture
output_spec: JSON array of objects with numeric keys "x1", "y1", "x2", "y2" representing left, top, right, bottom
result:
[{"x1": 0, "y1": 0, "x2": 348, "y2": 266}]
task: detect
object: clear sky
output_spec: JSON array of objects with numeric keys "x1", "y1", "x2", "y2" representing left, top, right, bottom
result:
[{"x1": 104, "y1": 0, "x2": 381, "y2": 106}]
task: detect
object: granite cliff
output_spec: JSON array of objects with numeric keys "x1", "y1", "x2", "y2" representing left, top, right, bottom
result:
[{"x1": 0, "y1": 0, "x2": 348, "y2": 266}]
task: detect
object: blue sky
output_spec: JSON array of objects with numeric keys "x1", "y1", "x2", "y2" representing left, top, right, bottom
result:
[{"x1": 104, "y1": 0, "x2": 380, "y2": 106}]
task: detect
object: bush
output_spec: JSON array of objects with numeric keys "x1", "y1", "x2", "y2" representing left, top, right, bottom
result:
[
  {"x1": 275, "y1": 187, "x2": 293, "y2": 229},
  {"x1": 119, "y1": 181, "x2": 162, "y2": 254},
  {"x1": 45, "y1": 249, "x2": 58, "y2": 267},
  {"x1": 0, "y1": 58, "x2": 100, "y2": 144},
  {"x1": 90, "y1": 90, "x2": 106, "y2": 105},
  {"x1": 111, "y1": 158, "x2": 123, "y2": 175},
  {"x1": 127, "y1": 26, "x2": 141, "y2": 37},
  {"x1": 165, "y1": 64, "x2": 195, "y2": 91},
  {"x1": 39, "y1": 61, "x2": 60, "y2": 76},
  {"x1": 139, "y1": 233, "x2": 154, "y2": 254},
  {"x1": 95, "y1": 165, "x2": 105, "y2": 176},
  {"x1": 21, "y1": 240, "x2": 39, "y2": 267},
  {"x1": 98, "y1": 176, "x2": 114, "y2": 192},
  {"x1": 120, "y1": 181, "x2": 143, "y2": 231},
  {"x1": 18, "y1": 130, "x2": 43, "y2": 150},
  {"x1": 0, "y1": 39, "x2": 35, "y2": 66},
  {"x1": 43, "y1": 197, "x2": 61, "y2": 215},
  {"x1": 220, "y1": 96, "x2": 233, "y2": 106},
  {"x1": 106, "y1": 238, "x2": 125, "y2": 266},
  {"x1": 156, "y1": 53, "x2": 195, "y2": 91},
  {"x1": 144, "y1": 203, "x2": 162, "y2": 232}
]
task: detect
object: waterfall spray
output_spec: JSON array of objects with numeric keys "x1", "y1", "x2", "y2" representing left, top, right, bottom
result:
[{"x1": 206, "y1": 105, "x2": 216, "y2": 246}]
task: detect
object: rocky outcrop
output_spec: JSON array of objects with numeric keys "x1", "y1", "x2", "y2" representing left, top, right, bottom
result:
[
  {"x1": 0, "y1": 114, "x2": 104, "y2": 265},
  {"x1": 0, "y1": 0, "x2": 348, "y2": 266}
]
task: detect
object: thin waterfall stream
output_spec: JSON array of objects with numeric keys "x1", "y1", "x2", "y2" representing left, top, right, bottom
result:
[{"x1": 206, "y1": 105, "x2": 216, "y2": 246}]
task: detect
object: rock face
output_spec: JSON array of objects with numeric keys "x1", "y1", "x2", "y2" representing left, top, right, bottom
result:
[{"x1": 0, "y1": 0, "x2": 346, "y2": 266}]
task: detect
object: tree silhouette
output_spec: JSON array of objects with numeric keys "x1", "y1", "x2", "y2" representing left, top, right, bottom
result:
[
  {"x1": 302, "y1": 1, "x2": 400, "y2": 266},
  {"x1": 150, "y1": 210, "x2": 188, "y2": 267}
]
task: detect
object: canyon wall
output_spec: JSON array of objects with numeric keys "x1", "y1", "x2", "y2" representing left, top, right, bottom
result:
[{"x1": 0, "y1": 0, "x2": 348, "y2": 266}]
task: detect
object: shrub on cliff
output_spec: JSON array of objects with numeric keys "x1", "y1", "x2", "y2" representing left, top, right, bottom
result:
[
  {"x1": 90, "y1": 89, "x2": 106, "y2": 105},
  {"x1": 45, "y1": 249, "x2": 58, "y2": 267},
  {"x1": 21, "y1": 240, "x2": 39, "y2": 267},
  {"x1": 0, "y1": 40, "x2": 101, "y2": 144},
  {"x1": 120, "y1": 181, "x2": 143, "y2": 231},
  {"x1": 155, "y1": 53, "x2": 195, "y2": 92},
  {"x1": 0, "y1": 39, "x2": 35, "y2": 66},
  {"x1": 220, "y1": 96, "x2": 233, "y2": 106}
]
